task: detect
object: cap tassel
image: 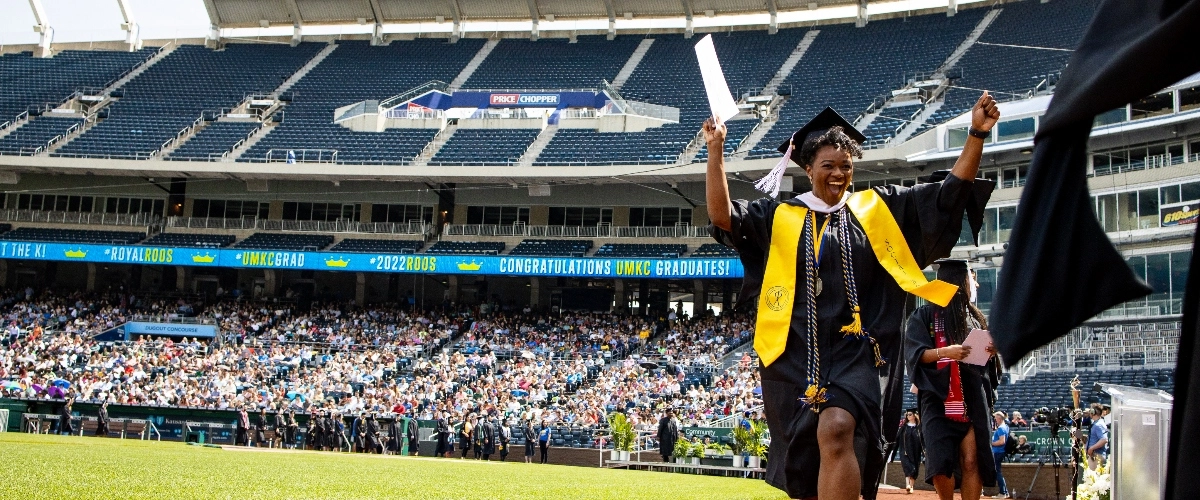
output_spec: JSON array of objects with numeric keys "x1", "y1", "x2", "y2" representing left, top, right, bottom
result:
[{"x1": 755, "y1": 143, "x2": 793, "y2": 198}]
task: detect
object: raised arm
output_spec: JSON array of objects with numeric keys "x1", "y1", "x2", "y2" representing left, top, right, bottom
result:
[
  {"x1": 704, "y1": 117, "x2": 732, "y2": 231},
  {"x1": 950, "y1": 92, "x2": 1001, "y2": 182}
]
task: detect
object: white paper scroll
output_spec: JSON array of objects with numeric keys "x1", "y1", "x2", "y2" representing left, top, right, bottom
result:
[{"x1": 694, "y1": 34, "x2": 741, "y2": 124}]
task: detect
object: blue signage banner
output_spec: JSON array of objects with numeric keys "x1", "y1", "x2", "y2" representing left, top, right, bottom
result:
[
  {"x1": 123, "y1": 322, "x2": 217, "y2": 339},
  {"x1": 0, "y1": 241, "x2": 743, "y2": 279}
]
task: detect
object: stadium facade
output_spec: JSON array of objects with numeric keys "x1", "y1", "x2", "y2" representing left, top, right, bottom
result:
[{"x1": 0, "y1": 0, "x2": 1192, "y2": 376}]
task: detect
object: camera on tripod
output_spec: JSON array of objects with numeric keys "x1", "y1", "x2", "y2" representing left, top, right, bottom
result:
[{"x1": 1033, "y1": 406, "x2": 1073, "y2": 430}]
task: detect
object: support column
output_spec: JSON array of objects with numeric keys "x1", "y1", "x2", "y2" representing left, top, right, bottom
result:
[
  {"x1": 448, "y1": 275, "x2": 459, "y2": 304},
  {"x1": 947, "y1": 0, "x2": 958, "y2": 16},
  {"x1": 530, "y1": 277, "x2": 540, "y2": 310},
  {"x1": 356, "y1": 272, "x2": 366, "y2": 305},
  {"x1": 613, "y1": 279, "x2": 625, "y2": 313},
  {"x1": 263, "y1": 270, "x2": 277, "y2": 296},
  {"x1": 175, "y1": 266, "x2": 187, "y2": 291},
  {"x1": 28, "y1": 0, "x2": 53, "y2": 58},
  {"x1": 722, "y1": 281, "x2": 733, "y2": 313},
  {"x1": 0, "y1": 260, "x2": 7, "y2": 288},
  {"x1": 638, "y1": 279, "x2": 649, "y2": 316},
  {"x1": 85, "y1": 262, "x2": 96, "y2": 290},
  {"x1": 116, "y1": 0, "x2": 141, "y2": 51},
  {"x1": 693, "y1": 279, "x2": 708, "y2": 315}
]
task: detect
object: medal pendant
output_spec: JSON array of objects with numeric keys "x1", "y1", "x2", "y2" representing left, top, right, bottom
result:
[{"x1": 815, "y1": 277, "x2": 823, "y2": 296}]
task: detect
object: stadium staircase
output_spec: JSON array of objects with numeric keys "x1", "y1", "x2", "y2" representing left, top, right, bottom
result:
[
  {"x1": 0, "y1": 115, "x2": 31, "y2": 141},
  {"x1": 226, "y1": 121, "x2": 277, "y2": 161},
  {"x1": 411, "y1": 123, "x2": 459, "y2": 167},
  {"x1": 763, "y1": 29, "x2": 820, "y2": 95},
  {"x1": 99, "y1": 43, "x2": 179, "y2": 96},
  {"x1": 448, "y1": 39, "x2": 500, "y2": 92},
  {"x1": 887, "y1": 7, "x2": 1001, "y2": 142},
  {"x1": 517, "y1": 124, "x2": 558, "y2": 167},
  {"x1": 675, "y1": 129, "x2": 707, "y2": 165},
  {"x1": 273, "y1": 42, "x2": 339, "y2": 97},
  {"x1": 37, "y1": 114, "x2": 91, "y2": 156},
  {"x1": 733, "y1": 29, "x2": 820, "y2": 157},
  {"x1": 610, "y1": 39, "x2": 656, "y2": 91}
]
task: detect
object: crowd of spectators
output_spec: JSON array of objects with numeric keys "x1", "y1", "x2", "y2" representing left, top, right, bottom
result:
[{"x1": 0, "y1": 289, "x2": 762, "y2": 440}]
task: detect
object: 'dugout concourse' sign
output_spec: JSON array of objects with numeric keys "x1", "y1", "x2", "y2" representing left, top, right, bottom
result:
[{"x1": 0, "y1": 241, "x2": 743, "y2": 279}]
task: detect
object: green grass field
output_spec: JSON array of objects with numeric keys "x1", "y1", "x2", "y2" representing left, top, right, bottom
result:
[{"x1": 0, "y1": 433, "x2": 788, "y2": 499}]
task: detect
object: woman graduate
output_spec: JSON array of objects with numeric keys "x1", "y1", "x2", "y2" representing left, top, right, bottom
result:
[
  {"x1": 905, "y1": 260, "x2": 1002, "y2": 500},
  {"x1": 704, "y1": 93, "x2": 998, "y2": 500},
  {"x1": 895, "y1": 410, "x2": 923, "y2": 494}
]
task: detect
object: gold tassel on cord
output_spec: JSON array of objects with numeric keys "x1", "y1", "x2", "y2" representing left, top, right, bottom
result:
[
  {"x1": 871, "y1": 339, "x2": 886, "y2": 368},
  {"x1": 801, "y1": 383, "x2": 829, "y2": 413},
  {"x1": 840, "y1": 306, "x2": 865, "y2": 337}
]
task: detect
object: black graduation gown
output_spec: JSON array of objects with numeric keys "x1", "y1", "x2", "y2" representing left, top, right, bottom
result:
[
  {"x1": 365, "y1": 418, "x2": 381, "y2": 452},
  {"x1": 255, "y1": 416, "x2": 267, "y2": 444},
  {"x1": 712, "y1": 176, "x2": 974, "y2": 500},
  {"x1": 904, "y1": 305, "x2": 997, "y2": 486},
  {"x1": 481, "y1": 421, "x2": 496, "y2": 456},
  {"x1": 387, "y1": 420, "x2": 401, "y2": 452},
  {"x1": 895, "y1": 424, "x2": 923, "y2": 479},
  {"x1": 353, "y1": 417, "x2": 366, "y2": 451},
  {"x1": 59, "y1": 405, "x2": 73, "y2": 435},
  {"x1": 435, "y1": 418, "x2": 450, "y2": 455},
  {"x1": 658, "y1": 417, "x2": 678, "y2": 458},
  {"x1": 407, "y1": 418, "x2": 420, "y2": 453},
  {"x1": 96, "y1": 406, "x2": 110, "y2": 436},
  {"x1": 524, "y1": 425, "x2": 536, "y2": 457}
]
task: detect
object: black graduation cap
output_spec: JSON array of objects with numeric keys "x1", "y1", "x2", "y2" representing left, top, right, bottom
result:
[
  {"x1": 776, "y1": 107, "x2": 867, "y2": 165},
  {"x1": 934, "y1": 258, "x2": 969, "y2": 283},
  {"x1": 756, "y1": 107, "x2": 866, "y2": 197}
]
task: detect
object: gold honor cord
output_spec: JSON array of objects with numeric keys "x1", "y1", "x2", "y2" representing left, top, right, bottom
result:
[
  {"x1": 844, "y1": 190, "x2": 958, "y2": 307},
  {"x1": 755, "y1": 204, "x2": 806, "y2": 367},
  {"x1": 754, "y1": 191, "x2": 958, "y2": 367}
]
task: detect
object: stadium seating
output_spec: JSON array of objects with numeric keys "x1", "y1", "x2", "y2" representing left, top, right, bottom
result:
[
  {"x1": 463, "y1": 36, "x2": 641, "y2": 90},
  {"x1": 166, "y1": 121, "x2": 261, "y2": 161},
  {"x1": 234, "y1": 232, "x2": 333, "y2": 251},
  {"x1": 750, "y1": 9, "x2": 986, "y2": 158},
  {"x1": 329, "y1": 238, "x2": 424, "y2": 254},
  {"x1": 509, "y1": 239, "x2": 593, "y2": 257},
  {"x1": 240, "y1": 39, "x2": 485, "y2": 165},
  {"x1": 426, "y1": 241, "x2": 505, "y2": 255},
  {"x1": 0, "y1": 48, "x2": 156, "y2": 125},
  {"x1": 536, "y1": 29, "x2": 807, "y2": 165},
  {"x1": 919, "y1": 0, "x2": 1097, "y2": 132},
  {"x1": 689, "y1": 243, "x2": 738, "y2": 258},
  {"x1": 143, "y1": 233, "x2": 235, "y2": 248},
  {"x1": 594, "y1": 243, "x2": 686, "y2": 258},
  {"x1": 696, "y1": 118, "x2": 760, "y2": 162},
  {"x1": 0, "y1": 227, "x2": 144, "y2": 244},
  {"x1": 430, "y1": 128, "x2": 541, "y2": 165},
  {"x1": 0, "y1": 115, "x2": 84, "y2": 155},
  {"x1": 862, "y1": 103, "x2": 923, "y2": 146},
  {"x1": 54, "y1": 43, "x2": 323, "y2": 159}
]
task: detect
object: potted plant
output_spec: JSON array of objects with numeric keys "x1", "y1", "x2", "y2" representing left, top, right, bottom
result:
[
  {"x1": 673, "y1": 437, "x2": 690, "y2": 464},
  {"x1": 607, "y1": 413, "x2": 633, "y2": 462},
  {"x1": 731, "y1": 424, "x2": 750, "y2": 467},
  {"x1": 746, "y1": 420, "x2": 767, "y2": 469},
  {"x1": 689, "y1": 440, "x2": 705, "y2": 465}
]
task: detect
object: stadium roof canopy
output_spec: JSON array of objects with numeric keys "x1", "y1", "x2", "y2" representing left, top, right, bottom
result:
[{"x1": 201, "y1": 0, "x2": 982, "y2": 37}]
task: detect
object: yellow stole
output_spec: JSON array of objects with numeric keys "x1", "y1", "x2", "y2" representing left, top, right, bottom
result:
[{"x1": 754, "y1": 189, "x2": 959, "y2": 367}]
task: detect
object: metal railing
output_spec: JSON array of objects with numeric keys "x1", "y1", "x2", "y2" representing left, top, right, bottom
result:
[
  {"x1": 0, "y1": 209, "x2": 161, "y2": 227},
  {"x1": 166, "y1": 216, "x2": 431, "y2": 235},
  {"x1": 380, "y1": 80, "x2": 449, "y2": 110},
  {"x1": 442, "y1": 224, "x2": 709, "y2": 239},
  {"x1": 263, "y1": 149, "x2": 338, "y2": 163}
]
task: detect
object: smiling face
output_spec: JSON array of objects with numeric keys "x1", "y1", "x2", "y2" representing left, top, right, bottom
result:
[{"x1": 804, "y1": 145, "x2": 854, "y2": 206}]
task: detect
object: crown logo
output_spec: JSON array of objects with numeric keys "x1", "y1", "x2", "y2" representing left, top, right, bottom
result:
[
  {"x1": 457, "y1": 260, "x2": 482, "y2": 271},
  {"x1": 192, "y1": 253, "x2": 215, "y2": 263},
  {"x1": 64, "y1": 249, "x2": 87, "y2": 258},
  {"x1": 324, "y1": 257, "x2": 350, "y2": 268}
]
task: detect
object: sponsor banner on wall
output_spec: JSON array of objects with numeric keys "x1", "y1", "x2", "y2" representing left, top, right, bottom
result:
[
  {"x1": 0, "y1": 241, "x2": 743, "y2": 279},
  {"x1": 1160, "y1": 202, "x2": 1200, "y2": 226},
  {"x1": 123, "y1": 322, "x2": 218, "y2": 339},
  {"x1": 488, "y1": 93, "x2": 561, "y2": 107}
]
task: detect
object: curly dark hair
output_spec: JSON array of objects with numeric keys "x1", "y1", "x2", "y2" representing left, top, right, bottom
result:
[{"x1": 796, "y1": 126, "x2": 864, "y2": 168}]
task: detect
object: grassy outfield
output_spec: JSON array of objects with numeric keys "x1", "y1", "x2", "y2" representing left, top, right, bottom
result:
[{"x1": 0, "y1": 433, "x2": 788, "y2": 500}]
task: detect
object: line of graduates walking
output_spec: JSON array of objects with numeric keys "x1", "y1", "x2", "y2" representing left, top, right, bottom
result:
[{"x1": 448, "y1": 411, "x2": 514, "y2": 462}]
